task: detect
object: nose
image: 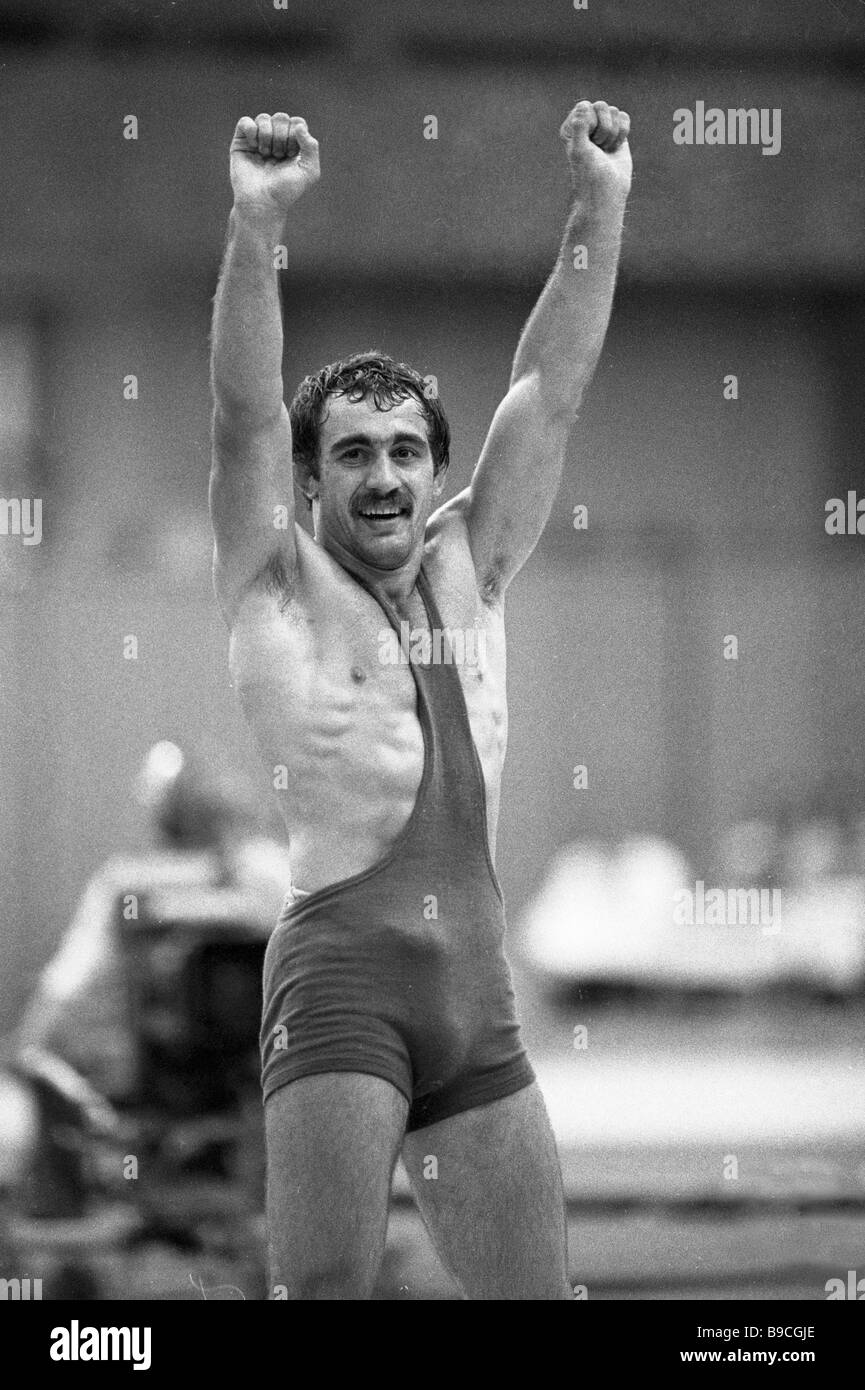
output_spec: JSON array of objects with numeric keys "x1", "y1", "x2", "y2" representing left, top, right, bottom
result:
[{"x1": 366, "y1": 448, "x2": 401, "y2": 492}]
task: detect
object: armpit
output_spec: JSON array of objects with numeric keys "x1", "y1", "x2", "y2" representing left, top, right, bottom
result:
[
  {"x1": 478, "y1": 564, "x2": 507, "y2": 606},
  {"x1": 261, "y1": 551, "x2": 295, "y2": 609}
]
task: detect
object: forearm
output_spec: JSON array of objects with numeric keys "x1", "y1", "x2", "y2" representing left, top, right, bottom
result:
[
  {"x1": 210, "y1": 206, "x2": 288, "y2": 425},
  {"x1": 511, "y1": 183, "x2": 628, "y2": 413}
]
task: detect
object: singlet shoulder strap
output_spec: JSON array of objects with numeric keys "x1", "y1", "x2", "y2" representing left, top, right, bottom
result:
[{"x1": 416, "y1": 564, "x2": 445, "y2": 631}]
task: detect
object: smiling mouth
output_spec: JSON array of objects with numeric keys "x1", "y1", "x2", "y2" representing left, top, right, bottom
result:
[{"x1": 357, "y1": 507, "x2": 409, "y2": 521}]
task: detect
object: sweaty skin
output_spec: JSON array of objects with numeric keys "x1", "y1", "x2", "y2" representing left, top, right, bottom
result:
[
  {"x1": 211, "y1": 102, "x2": 631, "y2": 899},
  {"x1": 228, "y1": 394, "x2": 507, "y2": 895},
  {"x1": 210, "y1": 100, "x2": 631, "y2": 1301}
]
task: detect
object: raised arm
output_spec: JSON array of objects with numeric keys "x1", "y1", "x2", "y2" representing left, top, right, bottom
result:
[
  {"x1": 455, "y1": 100, "x2": 632, "y2": 600},
  {"x1": 209, "y1": 112, "x2": 320, "y2": 625}
]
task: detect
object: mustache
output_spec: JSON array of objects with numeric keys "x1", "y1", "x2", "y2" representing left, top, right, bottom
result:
[{"x1": 353, "y1": 493, "x2": 412, "y2": 513}]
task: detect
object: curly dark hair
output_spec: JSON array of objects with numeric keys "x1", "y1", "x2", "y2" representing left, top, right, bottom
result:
[{"x1": 289, "y1": 351, "x2": 450, "y2": 498}]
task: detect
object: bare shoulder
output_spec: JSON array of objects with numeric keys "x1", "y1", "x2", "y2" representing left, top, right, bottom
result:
[
  {"x1": 425, "y1": 489, "x2": 505, "y2": 617},
  {"x1": 426, "y1": 488, "x2": 470, "y2": 544},
  {"x1": 267, "y1": 523, "x2": 347, "y2": 609},
  {"x1": 228, "y1": 523, "x2": 351, "y2": 652},
  {"x1": 426, "y1": 488, "x2": 504, "y2": 609}
]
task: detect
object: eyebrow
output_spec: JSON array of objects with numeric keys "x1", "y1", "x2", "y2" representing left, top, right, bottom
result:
[{"x1": 329, "y1": 430, "x2": 428, "y2": 453}]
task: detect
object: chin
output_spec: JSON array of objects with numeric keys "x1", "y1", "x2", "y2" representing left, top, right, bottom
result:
[
  {"x1": 352, "y1": 522, "x2": 411, "y2": 554},
  {"x1": 363, "y1": 540, "x2": 411, "y2": 568}
]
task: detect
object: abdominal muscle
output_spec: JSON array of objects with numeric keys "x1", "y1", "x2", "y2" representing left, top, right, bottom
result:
[
  {"x1": 230, "y1": 576, "x2": 505, "y2": 897},
  {"x1": 232, "y1": 625, "x2": 427, "y2": 894},
  {"x1": 264, "y1": 729, "x2": 424, "y2": 896}
]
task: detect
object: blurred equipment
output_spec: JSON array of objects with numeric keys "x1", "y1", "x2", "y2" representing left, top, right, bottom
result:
[
  {"x1": 523, "y1": 827, "x2": 865, "y2": 996},
  {"x1": 124, "y1": 885, "x2": 271, "y2": 1115},
  {"x1": 0, "y1": 1066, "x2": 39, "y2": 1191},
  {"x1": 16, "y1": 740, "x2": 290, "y2": 1098},
  {"x1": 6, "y1": 741, "x2": 292, "y2": 1297},
  {"x1": 523, "y1": 836, "x2": 694, "y2": 987}
]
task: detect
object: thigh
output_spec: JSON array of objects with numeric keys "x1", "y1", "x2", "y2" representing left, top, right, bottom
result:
[
  {"x1": 265, "y1": 1071, "x2": 408, "y2": 1299},
  {"x1": 402, "y1": 1081, "x2": 571, "y2": 1300}
]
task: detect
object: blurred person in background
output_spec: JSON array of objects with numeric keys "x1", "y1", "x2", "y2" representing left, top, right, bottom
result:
[{"x1": 14, "y1": 741, "x2": 292, "y2": 1102}]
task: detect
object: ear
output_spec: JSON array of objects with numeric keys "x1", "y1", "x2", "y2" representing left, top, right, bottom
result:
[
  {"x1": 293, "y1": 457, "x2": 318, "y2": 504},
  {"x1": 432, "y1": 459, "x2": 449, "y2": 496}
]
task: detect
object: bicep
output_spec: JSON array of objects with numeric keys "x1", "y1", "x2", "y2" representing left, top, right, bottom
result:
[
  {"x1": 464, "y1": 373, "x2": 572, "y2": 595},
  {"x1": 209, "y1": 403, "x2": 297, "y2": 620}
]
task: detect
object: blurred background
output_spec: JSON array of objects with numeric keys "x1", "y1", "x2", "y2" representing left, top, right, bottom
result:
[{"x1": 1, "y1": 0, "x2": 865, "y2": 1299}]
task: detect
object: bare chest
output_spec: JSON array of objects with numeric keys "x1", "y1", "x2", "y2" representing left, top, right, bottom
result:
[{"x1": 229, "y1": 576, "x2": 508, "y2": 834}]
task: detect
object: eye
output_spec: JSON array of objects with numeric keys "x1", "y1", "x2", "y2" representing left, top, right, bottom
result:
[
  {"x1": 341, "y1": 448, "x2": 363, "y2": 461},
  {"x1": 393, "y1": 447, "x2": 419, "y2": 459}
]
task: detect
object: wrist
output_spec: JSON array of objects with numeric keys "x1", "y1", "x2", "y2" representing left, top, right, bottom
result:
[
  {"x1": 566, "y1": 178, "x2": 629, "y2": 230},
  {"x1": 230, "y1": 201, "x2": 287, "y2": 239}
]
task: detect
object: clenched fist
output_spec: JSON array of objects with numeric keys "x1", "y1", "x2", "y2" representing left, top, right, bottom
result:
[
  {"x1": 230, "y1": 113, "x2": 320, "y2": 216},
  {"x1": 559, "y1": 100, "x2": 631, "y2": 196}
]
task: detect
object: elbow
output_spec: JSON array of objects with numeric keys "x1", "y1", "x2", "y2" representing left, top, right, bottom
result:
[
  {"x1": 211, "y1": 397, "x2": 285, "y2": 445},
  {"x1": 209, "y1": 358, "x2": 285, "y2": 429},
  {"x1": 509, "y1": 368, "x2": 584, "y2": 425}
]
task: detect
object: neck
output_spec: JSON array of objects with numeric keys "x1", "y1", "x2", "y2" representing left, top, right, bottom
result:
[{"x1": 318, "y1": 528, "x2": 423, "y2": 610}]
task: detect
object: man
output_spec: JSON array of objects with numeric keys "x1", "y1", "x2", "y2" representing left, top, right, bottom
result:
[{"x1": 210, "y1": 100, "x2": 631, "y2": 1300}]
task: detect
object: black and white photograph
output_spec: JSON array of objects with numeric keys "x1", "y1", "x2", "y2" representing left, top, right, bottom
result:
[{"x1": 1, "y1": 0, "x2": 864, "y2": 1342}]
